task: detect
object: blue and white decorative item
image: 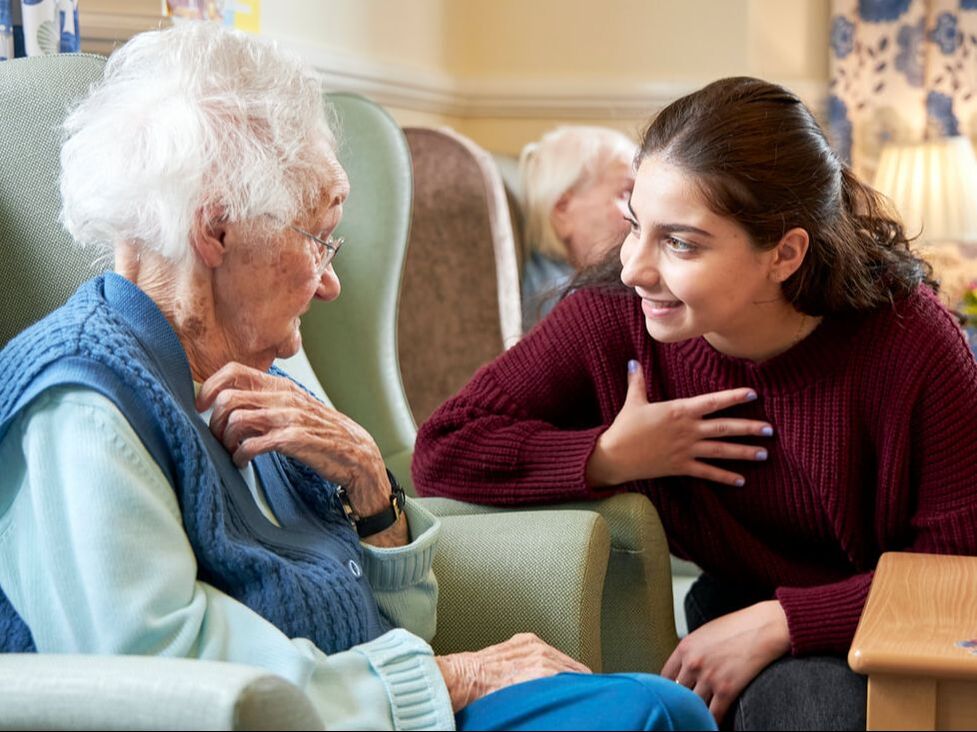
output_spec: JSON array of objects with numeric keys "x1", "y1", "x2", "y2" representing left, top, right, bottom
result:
[
  {"x1": 0, "y1": 0, "x2": 14, "y2": 61},
  {"x1": 0, "y1": 0, "x2": 78, "y2": 60},
  {"x1": 829, "y1": 0, "x2": 977, "y2": 183},
  {"x1": 831, "y1": 0, "x2": 977, "y2": 328}
]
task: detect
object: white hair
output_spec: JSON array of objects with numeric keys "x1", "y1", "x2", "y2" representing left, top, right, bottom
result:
[
  {"x1": 519, "y1": 125, "x2": 637, "y2": 261},
  {"x1": 60, "y1": 22, "x2": 336, "y2": 261}
]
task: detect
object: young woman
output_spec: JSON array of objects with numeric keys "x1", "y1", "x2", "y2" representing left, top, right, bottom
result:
[{"x1": 413, "y1": 77, "x2": 977, "y2": 729}]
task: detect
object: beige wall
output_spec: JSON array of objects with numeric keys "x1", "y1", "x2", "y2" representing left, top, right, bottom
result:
[
  {"x1": 445, "y1": 0, "x2": 753, "y2": 83},
  {"x1": 80, "y1": 0, "x2": 830, "y2": 153},
  {"x1": 442, "y1": 0, "x2": 829, "y2": 85},
  {"x1": 262, "y1": 0, "x2": 830, "y2": 153},
  {"x1": 263, "y1": 0, "x2": 451, "y2": 76}
]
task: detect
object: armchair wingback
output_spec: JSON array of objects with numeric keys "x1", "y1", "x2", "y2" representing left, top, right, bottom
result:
[
  {"x1": 399, "y1": 127, "x2": 523, "y2": 426},
  {"x1": 298, "y1": 92, "x2": 417, "y2": 482}
]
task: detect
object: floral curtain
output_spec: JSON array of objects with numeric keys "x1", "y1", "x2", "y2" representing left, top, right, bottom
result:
[
  {"x1": 828, "y1": 0, "x2": 977, "y2": 182},
  {"x1": 0, "y1": 0, "x2": 80, "y2": 62},
  {"x1": 830, "y1": 0, "x2": 977, "y2": 347}
]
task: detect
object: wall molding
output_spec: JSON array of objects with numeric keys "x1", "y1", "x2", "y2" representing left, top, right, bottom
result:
[
  {"x1": 78, "y1": 14, "x2": 828, "y2": 120},
  {"x1": 289, "y1": 39, "x2": 699, "y2": 119},
  {"x1": 284, "y1": 40, "x2": 828, "y2": 120}
]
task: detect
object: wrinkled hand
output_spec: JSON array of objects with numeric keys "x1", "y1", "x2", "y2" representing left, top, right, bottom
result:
[
  {"x1": 661, "y1": 601, "x2": 790, "y2": 722},
  {"x1": 586, "y1": 360, "x2": 773, "y2": 488},
  {"x1": 435, "y1": 633, "x2": 591, "y2": 712},
  {"x1": 197, "y1": 362, "x2": 406, "y2": 545}
]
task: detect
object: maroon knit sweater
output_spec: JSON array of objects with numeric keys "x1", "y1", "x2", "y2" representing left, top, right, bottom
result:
[{"x1": 413, "y1": 285, "x2": 977, "y2": 657}]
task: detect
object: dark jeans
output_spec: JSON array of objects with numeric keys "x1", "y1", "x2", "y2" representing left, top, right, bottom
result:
[{"x1": 684, "y1": 574, "x2": 867, "y2": 731}]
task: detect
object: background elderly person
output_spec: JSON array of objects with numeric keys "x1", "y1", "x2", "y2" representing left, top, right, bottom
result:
[
  {"x1": 0, "y1": 23, "x2": 713, "y2": 732},
  {"x1": 520, "y1": 125, "x2": 637, "y2": 330}
]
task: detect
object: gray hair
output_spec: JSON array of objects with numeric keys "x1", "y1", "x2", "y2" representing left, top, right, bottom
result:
[
  {"x1": 60, "y1": 22, "x2": 336, "y2": 261},
  {"x1": 519, "y1": 125, "x2": 636, "y2": 261}
]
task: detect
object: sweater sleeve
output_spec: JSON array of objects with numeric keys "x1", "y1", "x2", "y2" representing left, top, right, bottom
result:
[
  {"x1": 776, "y1": 304, "x2": 977, "y2": 657},
  {"x1": 412, "y1": 290, "x2": 626, "y2": 505},
  {"x1": 360, "y1": 498, "x2": 440, "y2": 642},
  {"x1": 0, "y1": 387, "x2": 454, "y2": 731}
]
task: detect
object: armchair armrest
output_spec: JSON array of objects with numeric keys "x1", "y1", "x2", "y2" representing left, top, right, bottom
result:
[
  {"x1": 849, "y1": 551, "x2": 977, "y2": 730},
  {"x1": 420, "y1": 492, "x2": 678, "y2": 674},
  {"x1": 0, "y1": 654, "x2": 322, "y2": 731},
  {"x1": 429, "y1": 508, "x2": 610, "y2": 672}
]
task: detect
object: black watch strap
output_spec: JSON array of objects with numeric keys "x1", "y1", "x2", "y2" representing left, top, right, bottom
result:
[{"x1": 337, "y1": 469, "x2": 406, "y2": 538}]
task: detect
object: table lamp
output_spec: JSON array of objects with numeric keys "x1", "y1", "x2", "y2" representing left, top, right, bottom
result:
[{"x1": 873, "y1": 136, "x2": 977, "y2": 253}]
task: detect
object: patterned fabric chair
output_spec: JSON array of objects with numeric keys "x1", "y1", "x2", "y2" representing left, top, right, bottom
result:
[{"x1": 399, "y1": 126, "x2": 523, "y2": 426}]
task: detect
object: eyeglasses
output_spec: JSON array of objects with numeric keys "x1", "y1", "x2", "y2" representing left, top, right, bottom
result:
[{"x1": 289, "y1": 225, "x2": 344, "y2": 275}]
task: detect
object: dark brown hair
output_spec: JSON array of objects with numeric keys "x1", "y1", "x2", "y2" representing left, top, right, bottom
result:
[{"x1": 568, "y1": 77, "x2": 935, "y2": 314}]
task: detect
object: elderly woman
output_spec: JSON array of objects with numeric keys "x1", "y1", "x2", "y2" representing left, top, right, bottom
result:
[
  {"x1": 0, "y1": 23, "x2": 712, "y2": 732},
  {"x1": 519, "y1": 125, "x2": 637, "y2": 330}
]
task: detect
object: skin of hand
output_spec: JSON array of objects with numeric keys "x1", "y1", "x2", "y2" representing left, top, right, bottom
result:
[
  {"x1": 434, "y1": 633, "x2": 592, "y2": 712},
  {"x1": 661, "y1": 600, "x2": 791, "y2": 723},
  {"x1": 585, "y1": 359, "x2": 774, "y2": 488},
  {"x1": 196, "y1": 361, "x2": 408, "y2": 547}
]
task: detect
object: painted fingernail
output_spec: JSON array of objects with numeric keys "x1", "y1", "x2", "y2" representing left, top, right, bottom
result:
[
  {"x1": 734, "y1": 477, "x2": 746, "y2": 486},
  {"x1": 745, "y1": 391, "x2": 758, "y2": 401},
  {"x1": 761, "y1": 426, "x2": 774, "y2": 437},
  {"x1": 628, "y1": 359, "x2": 639, "y2": 374},
  {"x1": 755, "y1": 449, "x2": 768, "y2": 461}
]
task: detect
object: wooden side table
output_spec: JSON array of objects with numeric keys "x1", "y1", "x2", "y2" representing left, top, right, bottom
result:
[{"x1": 849, "y1": 552, "x2": 977, "y2": 730}]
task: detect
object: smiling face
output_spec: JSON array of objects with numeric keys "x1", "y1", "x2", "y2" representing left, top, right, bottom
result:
[
  {"x1": 620, "y1": 155, "x2": 808, "y2": 359},
  {"x1": 213, "y1": 153, "x2": 350, "y2": 368}
]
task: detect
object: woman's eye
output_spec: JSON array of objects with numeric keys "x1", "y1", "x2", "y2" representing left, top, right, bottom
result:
[{"x1": 664, "y1": 236, "x2": 696, "y2": 253}]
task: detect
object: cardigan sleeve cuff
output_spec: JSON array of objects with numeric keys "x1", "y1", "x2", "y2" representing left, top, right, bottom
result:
[
  {"x1": 352, "y1": 628, "x2": 455, "y2": 731},
  {"x1": 360, "y1": 499, "x2": 440, "y2": 591},
  {"x1": 775, "y1": 572, "x2": 874, "y2": 657}
]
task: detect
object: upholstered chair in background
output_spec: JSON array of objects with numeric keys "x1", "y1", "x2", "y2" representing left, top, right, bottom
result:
[{"x1": 399, "y1": 126, "x2": 523, "y2": 426}]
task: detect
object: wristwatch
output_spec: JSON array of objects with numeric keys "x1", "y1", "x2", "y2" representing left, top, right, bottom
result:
[{"x1": 336, "y1": 469, "x2": 406, "y2": 538}]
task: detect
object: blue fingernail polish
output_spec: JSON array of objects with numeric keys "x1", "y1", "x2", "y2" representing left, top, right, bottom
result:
[
  {"x1": 735, "y1": 478, "x2": 745, "y2": 486},
  {"x1": 756, "y1": 449, "x2": 768, "y2": 461},
  {"x1": 746, "y1": 391, "x2": 758, "y2": 401},
  {"x1": 761, "y1": 426, "x2": 774, "y2": 437},
  {"x1": 628, "y1": 359, "x2": 639, "y2": 374}
]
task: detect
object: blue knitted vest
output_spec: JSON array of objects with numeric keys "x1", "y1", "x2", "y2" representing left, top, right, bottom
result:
[{"x1": 0, "y1": 273, "x2": 390, "y2": 654}]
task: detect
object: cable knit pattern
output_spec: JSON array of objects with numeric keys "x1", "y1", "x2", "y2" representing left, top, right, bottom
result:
[
  {"x1": 0, "y1": 274, "x2": 387, "y2": 655},
  {"x1": 414, "y1": 285, "x2": 977, "y2": 656}
]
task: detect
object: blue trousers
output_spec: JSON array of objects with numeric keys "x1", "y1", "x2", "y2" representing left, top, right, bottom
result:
[{"x1": 456, "y1": 672, "x2": 717, "y2": 731}]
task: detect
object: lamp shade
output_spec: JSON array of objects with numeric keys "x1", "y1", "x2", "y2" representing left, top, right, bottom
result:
[{"x1": 873, "y1": 136, "x2": 977, "y2": 247}]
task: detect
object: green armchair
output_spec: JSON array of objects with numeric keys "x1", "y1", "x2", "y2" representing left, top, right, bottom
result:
[{"x1": 0, "y1": 55, "x2": 614, "y2": 728}]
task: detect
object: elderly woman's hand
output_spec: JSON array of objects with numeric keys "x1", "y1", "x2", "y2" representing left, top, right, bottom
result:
[
  {"x1": 435, "y1": 633, "x2": 591, "y2": 712},
  {"x1": 197, "y1": 362, "x2": 407, "y2": 546}
]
